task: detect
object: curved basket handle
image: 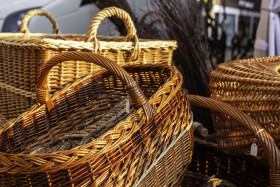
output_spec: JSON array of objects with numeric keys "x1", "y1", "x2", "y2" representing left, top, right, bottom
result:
[
  {"x1": 19, "y1": 9, "x2": 60, "y2": 36},
  {"x1": 187, "y1": 95, "x2": 280, "y2": 186},
  {"x1": 37, "y1": 51, "x2": 155, "y2": 123},
  {"x1": 85, "y1": 7, "x2": 140, "y2": 61}
]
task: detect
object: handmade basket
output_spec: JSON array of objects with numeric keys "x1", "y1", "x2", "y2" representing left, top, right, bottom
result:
[
  {"x1": 209, "y1": 57, "x2": 280, "y2": 153},
  {"x1": 0, "y1": 52, "x2": 192, "y2": 186},
  {"x1": 186, "y1": 95, "x2": 280, "y2": 187},
  {"x1": 0, "y1": 7, "x2": 177, "y2": 120}
]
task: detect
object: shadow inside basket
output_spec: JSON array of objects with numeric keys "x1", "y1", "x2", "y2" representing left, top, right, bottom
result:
[{"x1": 0, "y1": 64, "x2": 171, "y2": 155}]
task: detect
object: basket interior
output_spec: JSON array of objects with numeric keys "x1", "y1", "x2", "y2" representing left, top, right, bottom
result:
[{"x1": 0, "y1": 64, "x2": 172, "y2": 154}]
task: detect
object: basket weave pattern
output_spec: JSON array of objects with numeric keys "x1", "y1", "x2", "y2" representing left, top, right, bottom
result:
[
  {"x1": 135, "y1": 127, "x2": 193, "y2": 187},
  {"x1": 209, "y1": 56, "x2": 280, "y2": 152}
]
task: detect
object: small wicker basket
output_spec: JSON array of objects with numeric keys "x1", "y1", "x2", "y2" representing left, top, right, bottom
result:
[
  {"x1": 0, "y1": 52, "x2": 192, "y2": 186},
  {"x1": 0, "y1": 7, "x2": 177, "y2": 120}
]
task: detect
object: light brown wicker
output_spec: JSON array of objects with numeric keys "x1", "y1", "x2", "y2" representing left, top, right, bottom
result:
[
  {"x1": 0, "y1": 7, "x2": 177, "y2": 120},
  {"x1": 0, "y1": 51, "x2": 192, "y2": 186},
  {"x1": 209, "y1": 57, "x2": 280, "y2": 153}
]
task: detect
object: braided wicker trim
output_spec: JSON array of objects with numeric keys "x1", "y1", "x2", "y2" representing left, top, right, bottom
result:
[
  {"x1": 0, "y1": 33, "x2": 177, "y2": 51},
  {"x1": 0, "y1": 66, "x2": 183, "y2": 174}
]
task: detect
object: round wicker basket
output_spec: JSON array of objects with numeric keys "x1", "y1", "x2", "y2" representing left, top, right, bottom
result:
[{"x1": 209, "y1": 56, "x2": 280, "y2": 153}]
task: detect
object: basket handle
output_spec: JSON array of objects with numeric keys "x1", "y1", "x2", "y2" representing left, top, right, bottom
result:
[
  {"x1": 19, "y1": 9, "x2": 60, "y2": 36},
  {"x1": 36, "y1": 51, "x2": 155, "y2": 123},
  {"x1": 85, "y1": 7, "x2": 140, "y2": 61},
  {"x1": 187, "y1": 95, "x2": 280, "y2": 185}
]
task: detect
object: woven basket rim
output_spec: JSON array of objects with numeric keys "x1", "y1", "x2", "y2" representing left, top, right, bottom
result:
[
  {"x1": 0, "y1": 33, "x2": 178, "y2": 50},
  {"x1": 210, "y1": 56, "x2": 280, "y2": 86},
  {"x1": 0, "y1": 64, "x2": 185, "y2": 174}
]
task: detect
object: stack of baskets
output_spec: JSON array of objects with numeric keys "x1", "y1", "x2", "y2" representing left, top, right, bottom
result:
[
  {"x1": 0, "y1": 7, "x2": 193, "y2": 186},
  {"x1": 3, "y1": 6, "x2": 277, "y2": 187},
  {"x1": 0, "y1": 7, "x2": 177, "y2": 120}
]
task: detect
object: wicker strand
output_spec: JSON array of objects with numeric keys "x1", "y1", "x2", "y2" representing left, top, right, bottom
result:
[{"x1": 271, "y1": 173, "x2": 280, "y2": 187}]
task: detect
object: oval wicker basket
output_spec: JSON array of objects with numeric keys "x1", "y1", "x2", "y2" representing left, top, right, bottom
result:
[
  {"x1": 209, "y1": 56, "x2": 280, "y2": 153},
  {"x1": 0, "y1": 52, "x2": 192, "y2": 186},
  {"x1": 0, "y1": 7, "x2": 177, "y2": 120}
]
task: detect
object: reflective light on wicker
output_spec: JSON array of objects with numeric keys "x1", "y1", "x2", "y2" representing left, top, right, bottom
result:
[
  {"x1": 0, "y1": 52, "x2": 192, "y2": 186},
  {"x1": 0, "y1": 7, "x2": 177, "y2": 120},
  {"x1": 209, "y1": 57, "x2": 280, "y2": 153}
]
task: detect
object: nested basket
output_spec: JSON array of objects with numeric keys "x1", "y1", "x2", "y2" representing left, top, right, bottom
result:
[
  {"x1": 0, "y1": 52, "x2": 193, "y2": 186},
  {"x1": 0, "y1": 7, "x2": 177, "y2": 120},
  {"x1": 209, "y1": 57, "x2": 280, "y2": 153}
]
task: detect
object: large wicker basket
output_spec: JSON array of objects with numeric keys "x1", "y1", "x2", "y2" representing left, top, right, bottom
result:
[
  {"x1": 0, "y1": 52, "x2": 192, "y2": 186},
  {"x1": 186, "y1": 95, "x2": 280, "y2": 187},
  {"x1": 0, "y1": 7, "x2": 177, "y2": 120},
  {"x1": 209, "y1": 57, "x2": 280, "y2": 153}
]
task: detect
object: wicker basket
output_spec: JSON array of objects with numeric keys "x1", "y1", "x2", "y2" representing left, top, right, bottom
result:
[
  {"x1": 187, "y1": 95, "x2": 280, "y2": 187},
  {"x1": 0, "y1": 7, "x2": 177, "y2": 120},
  {"x1": 209, "y1": 57, "x2": 280, "y2": 153},
  {"x1": 0, "y1": 52, "x2": 192, "y2": 186}
]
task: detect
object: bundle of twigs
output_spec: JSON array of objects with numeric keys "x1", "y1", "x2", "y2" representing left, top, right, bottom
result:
[{"x1": 149, "y1": 0, "x2": 214, "y2": 130}]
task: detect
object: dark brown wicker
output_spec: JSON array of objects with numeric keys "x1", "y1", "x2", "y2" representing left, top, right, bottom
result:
[
  {"x1": 0, "y1": 52, "x2": 193, "y2": 186},
  {"x1": 181, "y1": 138, "x2": 270, "y2": 187}
]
